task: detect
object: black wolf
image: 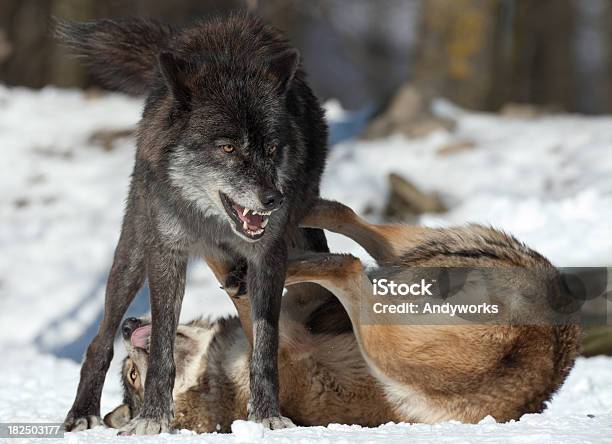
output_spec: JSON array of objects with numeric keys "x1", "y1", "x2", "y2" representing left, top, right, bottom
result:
[{"x1": 57, "y1": 15, "x2": 329, "y2": 434}]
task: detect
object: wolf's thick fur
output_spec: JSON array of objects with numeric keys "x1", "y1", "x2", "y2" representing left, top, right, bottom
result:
[
  {"x1": 58, "y1": 15, "x2": 331, "y2": 434},
  {"x1": 106, "y1": 199, "x2": 580, "y2": 431},
  {"x1": 56, "y1": 19, "x2": 174, "y2": 95}
]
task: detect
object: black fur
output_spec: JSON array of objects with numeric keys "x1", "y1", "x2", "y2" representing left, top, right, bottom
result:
[
  {"x1": 55, "y1": 18, "x2": 174, "y2": 95},
  {"x1": 59, "y1": 15, "x2": 329, "y2": 433}
]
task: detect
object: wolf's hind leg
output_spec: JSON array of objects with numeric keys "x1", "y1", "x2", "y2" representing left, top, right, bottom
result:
[
  {"x1": 286, "y1": 253, "x2": 369, "y2": 324},
  {"x1": 285, "y1": 253, "x2": 439, "y2": 389},
  {"x1": 301, "y1": 199, "x2": 429, "y2": 262}
]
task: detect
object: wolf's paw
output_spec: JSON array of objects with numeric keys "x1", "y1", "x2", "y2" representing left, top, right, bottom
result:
[
  {"x1": 249, "y1": 415, "x2": 295, "y2": 430},
  {"x1": 63, "y1": 414, "x2": 102, "y2": 432},
  {"x1": 224, "y1": 269, "x2": 247, "y2": 298},
  {"x1": 262, "y1": 416, "x2": 295, "y2": 430},
  {"x1": 118, "y1": 415, "x2": 171, "y2": 436}
]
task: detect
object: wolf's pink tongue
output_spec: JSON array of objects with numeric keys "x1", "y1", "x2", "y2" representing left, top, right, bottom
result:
[
  {"x1": 131, "y1": 325, "x2": 152, "y2": 349},
  {"x1": 233, "y1": 203, "x2": 264, "y2": 226}
]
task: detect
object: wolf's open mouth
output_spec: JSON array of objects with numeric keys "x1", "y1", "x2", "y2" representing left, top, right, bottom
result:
[{"x1": 220, "y1": 192, "x2": 272, "y2": 240}]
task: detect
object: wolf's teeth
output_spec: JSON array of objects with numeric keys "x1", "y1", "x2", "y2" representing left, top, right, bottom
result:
[
  {"x1": 243, "y1": 221, "x2": 248, "y2": 231},
  {"x1": 261, "y1": 218, "x2": 269, "y2": 228},
  {"x1": 243, "y1": 208, "x2": 250, "y2": 216}
]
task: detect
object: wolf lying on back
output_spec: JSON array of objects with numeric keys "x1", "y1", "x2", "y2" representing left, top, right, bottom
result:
[{"x1": 105, "y1": 199, "x2": 580, "y2": 432}]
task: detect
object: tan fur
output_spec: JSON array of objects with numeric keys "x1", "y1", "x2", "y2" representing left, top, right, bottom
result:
[
  {"x1": 203, "y1": 256, "x2": 253, "y2": 345},
  {"x1": 295, "y1": 199, "x2": 580, "y2": 423},
  {"x1": 170, "y1": 313, "x2": 397, "y2": 432},
  {"x1": 300, "y1": 198, "x2": 428, "y2": 262},
  {"x1": 107, "y1": 199, "x2": 580, "y2": 431}
]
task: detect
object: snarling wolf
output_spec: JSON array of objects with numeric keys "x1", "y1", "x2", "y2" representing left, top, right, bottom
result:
[
  {"x1": 105, "y1": 199, "x2": 580, "y2": 431},
  {"x1": 57, "y1": 15, "x2": 330, "y2": 434}
]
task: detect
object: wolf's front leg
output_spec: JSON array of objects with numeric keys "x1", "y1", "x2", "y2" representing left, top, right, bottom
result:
[
  {"x1": 119, "y1": 242, "x2": 187, "y2": 436},
  {"x1": 64, "y1": 209, "x2": 146, "y2": 432},
  {"x1": 247, "y1": 240, "x2": 295, "y2": 430}
]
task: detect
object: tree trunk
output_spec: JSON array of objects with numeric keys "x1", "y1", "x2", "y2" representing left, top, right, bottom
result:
[
  {"x1": 0, "y1": 0, "x2": 245, "y2": 90},
  {"x1": 502, "y1": 0, "x2": 575, "y2": 111},
  {"x1": 0, "y1": 0, "x2": 56, "y2": 88},
  {"x1": 413, "y1": 0, "x2": 577, "y2": 112},
  {"x1": 413, "y1": 0, "x2": 503, "y2": 110},
  {"x1": 602, "y1": 1, "x2": 612, "y2": 113}
]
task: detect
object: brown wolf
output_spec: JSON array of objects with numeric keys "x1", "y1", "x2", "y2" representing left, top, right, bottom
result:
[{"x1": 105, "y1": 199, "x2": 580, "y2": 431}]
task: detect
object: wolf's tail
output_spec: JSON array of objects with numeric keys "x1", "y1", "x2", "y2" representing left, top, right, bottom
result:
[{"x1": 55, "y1": 18, "x2": 174, "y2": 95}]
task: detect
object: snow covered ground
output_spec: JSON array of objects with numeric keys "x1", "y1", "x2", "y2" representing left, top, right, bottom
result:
[{"x1": 1, "y1": 86, "x2": 612, "y2": 442}]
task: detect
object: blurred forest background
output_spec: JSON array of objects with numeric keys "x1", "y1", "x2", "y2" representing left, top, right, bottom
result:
[{"x1": 3, "y1": 0, "x2": 612, "y2": 114}]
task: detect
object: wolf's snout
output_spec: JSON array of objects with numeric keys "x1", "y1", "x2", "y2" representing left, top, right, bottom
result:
[
  {"x1": 122, "y1": 317, "x2": 142, "y2": 340},
  {"x1": 260, "y1": 189, "x2": 284, "y2": 211}
]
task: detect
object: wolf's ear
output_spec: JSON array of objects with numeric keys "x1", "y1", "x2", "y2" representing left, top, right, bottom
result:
[
  {"x1": 103, "y1": 404, "x2": 132, "y2": 429},
  {"x1": 158, "y1": 51, "x2": 191, "y2": 111},
  {"x1": 267, "y1": 49, "x2": 300, "y2": 94}
]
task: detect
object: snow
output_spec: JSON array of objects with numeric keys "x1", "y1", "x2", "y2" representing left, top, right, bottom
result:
[
  {"x1": 1, "y1": 85, "x2": 612, "y2": 442},
  {"x1": 323, "y1": 100, "x2": 612, "y2": 266},
  {"x1": 230, "y1": 421, "x2": 265, "y2": 442},
  {"x1": 1, "y1": 348, "x2": 611, "y2": 443}
]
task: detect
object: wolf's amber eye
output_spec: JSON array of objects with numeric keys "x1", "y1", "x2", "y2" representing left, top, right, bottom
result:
[
  {"x1": 130, "y1": 367, "x2": 138, "y2": 383},
  {"x1": 220, "y1": 144, "x2": 235, "y2": 154},
  {"x1": 267, "y1": 144, "x2": 278, "y2": 156}
]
